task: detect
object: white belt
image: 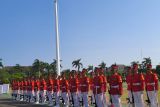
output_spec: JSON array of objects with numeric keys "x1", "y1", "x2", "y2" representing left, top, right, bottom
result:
[
  {"x1": 95, "y1": 86, "x2": 100, "y2": 88},
  {"x1": 111, "y1": 85, "x2": 119, "y2": 88},
  {"x1": 72, "y1": 86, "x2": 76, "y2": 88},
  {"x1": 147, "y1": 83, "x2": 155, "y2": 85},
  {"x1": 133, "y1": 83, "x2": 141, "y2": 85}
]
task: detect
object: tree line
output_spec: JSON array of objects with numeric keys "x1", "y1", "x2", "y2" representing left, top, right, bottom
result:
[{"x1": 0, "y1": 57, "x2": 160, "y2": 84}]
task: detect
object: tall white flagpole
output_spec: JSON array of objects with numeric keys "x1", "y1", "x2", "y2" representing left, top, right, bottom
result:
[{"x1": 54, "y1": 0, "x2": 61, "y2": 75}]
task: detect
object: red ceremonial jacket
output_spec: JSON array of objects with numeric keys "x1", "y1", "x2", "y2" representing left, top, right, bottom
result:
[
  {"x1": 145, "y1": 72, "x2": 158, "y2": 91},
  {"x1": 132, "y1": 73, "x2": 145, "y2": 92},
  {"x1": 126, "y1": 74, "x2": 132, "y2": 91},
  {"x1": 108, "y1": 73, "x2": 123, "y2": 95}
]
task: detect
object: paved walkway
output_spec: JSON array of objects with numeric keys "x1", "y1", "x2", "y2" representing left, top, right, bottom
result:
[{"x1": 0, "y1": 94, "x2": 48, "y2": 107}]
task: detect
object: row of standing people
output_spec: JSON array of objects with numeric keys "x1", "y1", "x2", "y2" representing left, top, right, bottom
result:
[{"x1": 11, "y1": 63, "x2": 159, "y2": 107}]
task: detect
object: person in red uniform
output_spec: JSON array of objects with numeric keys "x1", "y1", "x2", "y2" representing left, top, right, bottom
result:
[
  {"x1": 52, "y1": 73, "x2": 60, "y2": 107},
  {"x1": 144, "y1": 64, "x2": 159, "y2": 107},
  {"x1": 35, "y1": 77, "x2": 40, "y2": 104},
  {"x1": 30, "y1": 76, "x2": 35, "y2": 103},
  {"x1": 40, "y1": 76, "x2": 47, "y2": 104},
  {"x1": 108, "y1": 64, "x2": 123, "y2": 107},
  {"x1": 20, "y1": 79, "x2": 24, "y2": 101},
  {"x1": 80, "y1": 69, "x2": 90, "y2": 107},
  {"x1": 99, "y1": 68, "x2": 108, "y2": 106},
  {"x1": 132, "y1": 63, "x2": 145, "y2": 107},
  {"x1": 11, "y1": 79, "x2": 16, "y2": 100},
  {"x1": 89, "y1": 71, "x2": 96, "y2": 105},
  {"x1": 93, "y1": 67, "x2": 106, "y2": 107},
  {"x1": 125, "y1": 66, "x2": 134, "y2": 106},
  {"x1": 60, "y1": 72, "x2": 69, "y2": 107},
  {"x1": 17, "y1": 79, "x2": 20, "y2": 101},
  {"x1": 27, "y1": 77, "x2": 31, "y2": 102},
  {"x1": 69, "y1": 70, "x2": 79, "y2": 107},
  {"x1": 46, "y1": 74, "x2": 53, "y2": 106}
]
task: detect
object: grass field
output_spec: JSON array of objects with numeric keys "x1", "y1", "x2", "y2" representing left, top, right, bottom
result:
[
  {"x1": 1, "y1": 83, "x2": 160, "y2": 107},
  {"x1": 105, "y1": 82, "x2": 160, "y2": 106}
]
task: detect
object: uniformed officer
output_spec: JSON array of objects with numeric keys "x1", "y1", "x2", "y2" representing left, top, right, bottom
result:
[
  {"x1": 132, "y1": 63, "x2": 145, "y2": 107},
  {"x1": 35, "y1": 77, "x2": 40, "y2": 104},
  {"x1": 145, "y1": 64, "x2": 159, "y2": 107},
  {"x1": 93, "y1": 68, "x2": 107, "y2": 107},
  {"x1": 52, "y1": 73, "x2": 60, "y2": 107},
  {"x1": 40, "y1": 76, "x2": 47, "y2": 104},
  {"x1": 126, "y1": 66, "x2": 134, "y2": 107},
  {"x1": 108, "y1": 64, "x2": 122, "y2": 107},
  {"x1": 69, "y1": 70, "x2": 79, "y2": 107},
  {"x1": 60, "y1": 72, "x2": 69, "y2": 107},
  {"x1": 80, "y1": 69, "x2": 90, "y2": 107}
]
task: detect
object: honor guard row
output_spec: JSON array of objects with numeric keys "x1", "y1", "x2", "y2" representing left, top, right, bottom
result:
[{"x1": 11, "y1": 64, "x2": 159, "y2": 107}]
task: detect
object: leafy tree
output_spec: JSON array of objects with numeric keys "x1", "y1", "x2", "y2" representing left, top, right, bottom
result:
[
  {"x1": 0, "y1": 58, "x2": 3, "y2": 68},
  {"x1": 72, "y1": 59, "x2": 83, "y2": 71},
  {"x1": 156, "y1": 65, "x2": 160, "y2": 78},
  {"x1": 32, "y1": 59, "x2": 44, "y2": 77},
  {"x1": 0, "y1": 69, "x2": 10, "y2": 83}
]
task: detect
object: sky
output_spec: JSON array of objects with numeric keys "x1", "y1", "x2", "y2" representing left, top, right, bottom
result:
[{"x1": 0, "y1": 0, "x2": 160, "y2": 69}]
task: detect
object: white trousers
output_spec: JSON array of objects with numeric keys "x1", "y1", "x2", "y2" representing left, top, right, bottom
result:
[
  {"x1": 29, "y1": 90, "x2": 35, "y2": 102},
  {"x1": 47, "y1": 91, "x2": 53, "y2": 104},
  {"x1": 53, "y1": 92, "x2": 60, "y2": 107},
  {"x1": 102, "y1": 92, "x2": 108, "y2": 107},
  {"x1": 61, "y1": 92, "x2": 69, "y2": 107},
  {"x1": 81, "y1": 92, "x2": 89, "y2": 107},
  {"x1": 133, "y1": 91, "x2": 144, "y2": 107},
  {"x1": 127, "y1": 91, "x2": 134, "y2": 107},
  {"x1": 72, "y1": 92, "x2": 79, "y2": 107},
  {"x1": 40, "y1": 90, "x2": 47, "y2": 103},
  {"x1": 35, "y1": 91, "x2": 40, "y2": 103},
  {"x1": 95, "y1": 93, "x2": 107, "y2": 107},
  {"x1": 111, "y1": 95, "x2": 121, "y2": 107},
  {"x1": 147, "y1": 91, "x2": 158, "y2": 107}
]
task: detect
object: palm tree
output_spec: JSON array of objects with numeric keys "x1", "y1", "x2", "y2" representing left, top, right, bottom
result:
[
  {"x1": 72, "y1": 59, "x2": 83, "y2": 71},
  {"x1": 87, "y1": 65, "x2": 94, "y2": 72},
  {"x1": 141, "y1": 57, "x2": 151, "y2": 69},
  {"x1": 98, "y1": 61, "x2": 106, "y2": 69},
  {"x1": 50, "y1": 59, "x2": 62, "y2": 74},
  {"x1": 0, "y1": 58, "x2": 3, "y2": 68}
]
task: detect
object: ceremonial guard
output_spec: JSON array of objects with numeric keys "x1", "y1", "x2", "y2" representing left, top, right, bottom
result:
[
  {"x1": 89, "y1": 71, "x2": 96, "y2": 105},
  {"x1": 93, "y1": 68, "x2": 107, "y2": 107},
  {"x1": 108, "y1": 64, "x2": 122, "y2": 107},
  {"x1": 30, "y1": 76, "x2": 35, "y2": 103},
  {"x1": 144, "y1": 64, "x2": 159, "y2": 107},
  {"x1": 60, "y1": 72, "x2": 69, "y2": 107},
  {"x1": 99, "y1": 68, "x2": 108, "y2": 106},
  {"x1": 80, "y1": 69, "x2": 90, "y2": 107},
  {"x1": 132, "y1": 63, "x2": 145, "y2": 107},
  {"x1": 40, "y1": 76, "x2": 47, "y2": 104},
  {"x1": 35, "y1": 77, "x2": 40, "y2": 104},
  {"x1": 52, "y1": 73, "x2": 60, "y2": 107},
  {"x1": 69, "y1": 70, "x2": 79, "y2": 107},
  {"x1": 126, "y1": 66, "x2": 134, "y2": 107},
  {"x1": 24, "y1": 78, "x2": 28, "y2": 101},
  {"x1": 46, "y1": 74, "x2": 54, "y2": 106}
]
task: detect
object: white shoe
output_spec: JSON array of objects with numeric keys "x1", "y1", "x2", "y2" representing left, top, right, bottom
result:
[{"x1": 35, "y1": 102, "x2": 39, "y2": 104}]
